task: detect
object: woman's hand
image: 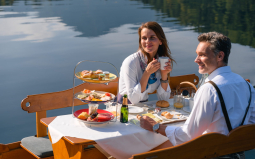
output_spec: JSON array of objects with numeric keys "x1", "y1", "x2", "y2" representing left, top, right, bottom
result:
[
  {"x1": 145, "y1": 58, "x2": 160, "y2": 74},
  {"x1": 161, "y1": 59, "x2": 172, "y2": 77},
  {"x1": 140, "y1": 116, "x2": 157, "y2": 131}
]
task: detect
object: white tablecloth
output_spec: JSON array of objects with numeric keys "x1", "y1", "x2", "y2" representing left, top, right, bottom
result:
[
  {"x1": 49, "y1": 115, "x2": 169, "y2": 159},
  {"x1": 48, "y1": 99, "x2": 188, "y2": 159}
]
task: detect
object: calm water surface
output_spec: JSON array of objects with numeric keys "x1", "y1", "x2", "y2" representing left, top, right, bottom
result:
[{"x1": 0, "y1": 0, "x2": 254, "y2": 144}]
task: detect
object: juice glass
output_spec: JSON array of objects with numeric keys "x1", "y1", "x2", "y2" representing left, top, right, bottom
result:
[{"x1": 174, "y1": 95, "x2": 184, "y2": 109}]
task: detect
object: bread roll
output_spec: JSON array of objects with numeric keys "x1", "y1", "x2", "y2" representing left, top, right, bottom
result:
[{"x1": 156, "y1": 100, "x2": 169, "y2": 108}]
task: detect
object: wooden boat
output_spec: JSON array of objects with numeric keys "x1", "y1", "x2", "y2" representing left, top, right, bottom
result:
[{"x1": 0, "y1": 74, "x2": 254, "y2": 159}]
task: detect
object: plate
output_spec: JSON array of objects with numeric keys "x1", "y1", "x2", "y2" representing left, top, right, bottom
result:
[
  {"x1": 156, "y1": 106, "x2": 170, "y2": 110},
  {"x1": 128, "y1": 106, "x2": 144, "y2": 114},
  {"x1": 73, "y1": 109, "x2": 114, "y2": 124},
  {"x1": 75, "y1": 72, "x2": 117, "y2": 83},
  {"x1": 182, "y1": 106, "x2": 191, "y2": 113},
  {"x1": 74, "y1": 91, "x2": 115, "y2": 104}
]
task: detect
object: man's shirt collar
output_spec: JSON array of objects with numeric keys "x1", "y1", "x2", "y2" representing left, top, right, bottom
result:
[{"x1": 205, "y1": 66, "x2": 231, "y2": 82}]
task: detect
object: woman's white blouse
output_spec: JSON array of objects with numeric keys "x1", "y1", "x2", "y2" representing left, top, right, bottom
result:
[{"x1": 118, "y1": 52, "x2": 171, "y2": 104}]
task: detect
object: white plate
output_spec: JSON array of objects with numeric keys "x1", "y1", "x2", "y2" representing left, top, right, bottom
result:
[
  {"x1": 182, "y1": 106, "x2": 191, "y2": 113},
  {"x1": 128, "y1": 106, "x2": 144, "y2": 114}
]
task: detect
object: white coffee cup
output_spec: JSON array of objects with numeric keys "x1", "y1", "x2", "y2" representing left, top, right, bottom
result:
[{"x1": 158, "y1": 57, "x2": 169, "y2": 70}]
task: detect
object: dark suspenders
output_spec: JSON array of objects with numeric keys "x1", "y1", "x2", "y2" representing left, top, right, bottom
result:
[{"x1": 208, "y1": 80, "x2": 252, "y2": 132}]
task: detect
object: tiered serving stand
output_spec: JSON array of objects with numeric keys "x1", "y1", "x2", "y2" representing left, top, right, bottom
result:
[{"x1": 71, "y1": 60, "x2": 120, "y2": 126}]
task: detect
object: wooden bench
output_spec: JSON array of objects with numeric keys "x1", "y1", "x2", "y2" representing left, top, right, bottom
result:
[
  {"x1": 20, "y1": 78, "x2": 119, "y2": 159},
  {"x1": 131, "y1": 124, "x2": 255, "y2": 159}
]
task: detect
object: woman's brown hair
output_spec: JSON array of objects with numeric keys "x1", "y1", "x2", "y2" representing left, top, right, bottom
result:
[{"x1": 138, "y1": 21, "x2": 175, "y2": 65}]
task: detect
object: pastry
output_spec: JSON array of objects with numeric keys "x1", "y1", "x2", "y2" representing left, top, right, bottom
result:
[
  {"x1": 156, "y1": 100, "x2": 169, "y2": 108},
  {"x1": 95, "y1": 70, "x2": 103, "y2": 74},
  {"x1": 161, "y1": 111, "x2": 168, "y2": 116},
  {"x1": 80, "y1": 70, "x2": 90, "y2": 78},
  {"x1": 164, "y1": 112, "x2": 173, "y2": 119},
  {"x1": 78, "y1": 112, "x2": 89, "y2": 120}
]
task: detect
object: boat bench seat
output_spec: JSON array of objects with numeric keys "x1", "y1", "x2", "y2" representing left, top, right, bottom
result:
[
  {"x1": 20, "y1": 136, "x2": 53, "y2": 158},
  {"x1": 20, "y1": 78, "x2": 119, "y2": 159},
  {"x1": 19, "y1": 74, "x2": 201, "y2": 159}
]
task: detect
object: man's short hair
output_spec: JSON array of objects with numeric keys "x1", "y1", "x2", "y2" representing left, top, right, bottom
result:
[{"x1": 198, "y1": 32, "x2": 231, "y2": 65}]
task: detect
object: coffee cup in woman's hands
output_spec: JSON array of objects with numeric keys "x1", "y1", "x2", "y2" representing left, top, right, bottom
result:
[{"x1": 159, "y1": 57, "x2": 169, "y2": 70}]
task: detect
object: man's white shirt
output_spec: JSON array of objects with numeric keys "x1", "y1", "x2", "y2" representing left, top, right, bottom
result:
[{"x1": 165, "y1": 66, "x2": 255, "y2": 146}]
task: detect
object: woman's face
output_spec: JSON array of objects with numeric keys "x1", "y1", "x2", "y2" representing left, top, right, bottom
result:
[{"x1": 140, "y1": 28, "x2": 162, "y2": 57}]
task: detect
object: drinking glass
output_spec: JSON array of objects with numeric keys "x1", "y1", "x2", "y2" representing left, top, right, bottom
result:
[{"x1": 173, "y1": 95, "x2": 184, "y2": 109}]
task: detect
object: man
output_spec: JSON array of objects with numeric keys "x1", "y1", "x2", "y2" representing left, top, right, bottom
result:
[{"x1": 140, "y1": 32, "x2": 255, "y2": 158}]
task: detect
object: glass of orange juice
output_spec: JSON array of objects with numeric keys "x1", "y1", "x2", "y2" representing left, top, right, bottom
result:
[{"x1": 174, "y1": 95, "x2": 184, "y2": 109}]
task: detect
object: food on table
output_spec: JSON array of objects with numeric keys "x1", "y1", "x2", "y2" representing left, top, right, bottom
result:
[
  {"x1": 87, "y1": 112, "x2": 99, "y2": 122},
  {"x1": 161, "y1": 111, "x2": 168, "y2": 116},
  {"x1": 78, "y1": 112, "x2": 89, "y2": 120},
  {"x1": 140, "y1": 113, "x2": 162, "y2": 123},
  {"x1": 82, "y1": 89, "x2": 91, "y2": 94},
  {"x1": 77, "y1": 89, "x2": 113, "y2": 102},
  {"x1": 91, "y1": 98, "x2": 102, "y2": 101},
  {"x1": 98, "y1": 74, "x2": 105, "y2": 81},
  {"x1": 155, "y1": 107, "x2": 161, "y2": 114},
  {"x1": 137, "y1": 114, "x2": 142, "y2": 120},
  {"x1": 156, "y1": 100, "x2": 169, "y2": 108},
  {"x1": 174, "y1": 102, "x2": 184, "y2": 109},
  {"x1": 103, "y1": 71, "x2": 110, "y2": 78},
  {"x1": 78, "y1": 70, "x2": 112, "y2": 81},
  {"x1": 161, "y1": 111, "x2": 173, "y2": 119},
  {"x1": 80, "y1": 70, "x2": 99, "y2": 79},
  {"x1": 95, "y1": 69, "x2": 103, "y2": 74},
  {"x1": 97, "y1": 113, "x2": 112, "y2": 121},
  {"x1": 105, "y1": 93, "x2": 111, "y2": 96},
  {"x1": 80, "y1": 70, "x2": 90, "y2": 78}
]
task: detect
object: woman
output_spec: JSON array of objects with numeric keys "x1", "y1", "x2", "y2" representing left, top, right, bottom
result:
[{"x1": 118, "y1": 21, "x2": 174, "y2": 104}]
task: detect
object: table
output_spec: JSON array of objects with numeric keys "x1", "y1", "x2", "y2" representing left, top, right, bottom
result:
[{"x1": 40, "y1": 99, "x2": 189, "y2": 159}]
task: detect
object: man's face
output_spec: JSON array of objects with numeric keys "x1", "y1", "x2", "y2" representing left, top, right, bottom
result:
[{"x1": 195, "y1": 42, "x2": 218, "y2": 74}]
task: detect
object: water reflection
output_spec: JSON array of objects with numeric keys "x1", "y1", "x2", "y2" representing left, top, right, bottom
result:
[{"x1": 133, "y1": 0, "x2": 255, "y2": 48}]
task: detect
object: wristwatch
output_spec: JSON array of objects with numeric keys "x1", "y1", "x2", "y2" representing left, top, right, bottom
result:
[
  {"x1": 160, "y1": 78, "x2": 168, "y2": 83},
  {"x1": 153, "y1": 123, "x2": 160, "y2": 133}
]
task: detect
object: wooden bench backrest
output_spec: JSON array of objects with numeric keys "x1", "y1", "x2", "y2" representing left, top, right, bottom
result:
[
  {"x1": 132, "y1": 124, "x2": 255, "y2": 159},
  {"x1": 21, "y1": 78, "x2": 118, "y2": 137},
  {"x1": 169, "y1": 74, "x2": 199, "y2": 90}
]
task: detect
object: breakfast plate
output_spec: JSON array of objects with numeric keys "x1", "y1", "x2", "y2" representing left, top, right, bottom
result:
[
  {"x1": 73, "y1": 109, "x2": 115, "y2": 124},
  {"x1": 75, "y1": 72, "x2": 117, "y2": 83},
  {"x1": 74, "y1": 91, "x2": 115, "y2": 104},
  {"x1": 128, "y1": 106, "x2": 144, "y2": 114}
]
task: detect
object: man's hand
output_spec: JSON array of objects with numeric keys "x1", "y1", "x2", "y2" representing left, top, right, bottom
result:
[{"x1": 140, "y1": 116, "x2": 157, "y2": 131}]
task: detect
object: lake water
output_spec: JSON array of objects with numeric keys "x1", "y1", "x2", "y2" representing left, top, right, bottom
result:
[{"x1": 0, "y1": 0, "x2": 255, "y2": 145}]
